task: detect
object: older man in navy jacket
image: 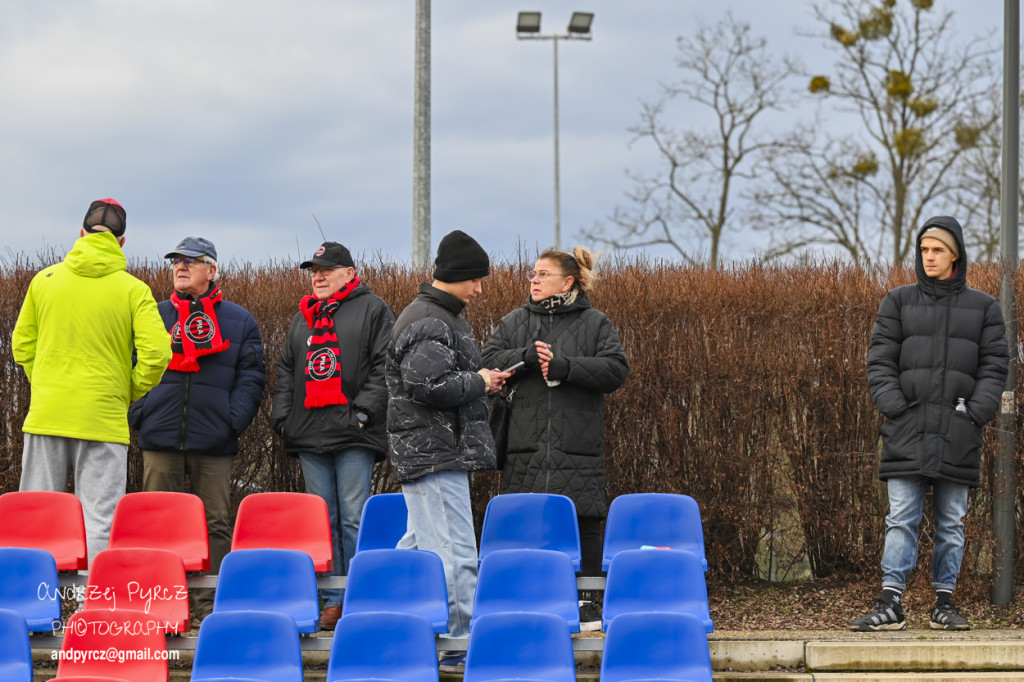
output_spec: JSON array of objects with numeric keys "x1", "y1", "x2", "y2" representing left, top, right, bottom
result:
[{"x1": 129, "y1": 237, "x2": 266, "y2": 622}]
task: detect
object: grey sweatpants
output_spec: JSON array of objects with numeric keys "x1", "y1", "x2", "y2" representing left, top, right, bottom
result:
[{"x1": 20, "y1": 433, "x2": 128, "y2": 564}]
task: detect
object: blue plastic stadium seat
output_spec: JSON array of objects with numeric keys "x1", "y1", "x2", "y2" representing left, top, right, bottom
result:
[
  {"x1": 472, "y1": 548, "x2": 580, "y2": 632},
  {"x1": 603, "y1": 548, "x2": 712, "y2": 632},
  {"x1": 479, "y1": 493, "x2": 581, "y2": 572},
  {"x1": 355, "y1": 493, "x2": 407, "y2": 553},
  {"x1": 0, "y1": 547, "x2": 61, "y2": 632},
  {"x1": 213, "y1": 548, "x2": 319, "y2": 634},
  {"x1": 191, "y1": 610, "x2": 302, "y2": 682},
  {"x1": 463, "y1": 612, "x2": 575, "y2": 682},
  {"x1": 0, "y1": 608, "x2": 32, "y2": 682},
  {"x1": 601, "y1": 612, "x2": 712, "y2": 682},
  {"x1": 342, "y1": 549, "x2": 448, "y2": 633},
  {"x1": 602, "y1": 493, "x2": 707, "y2": 571},
  {"x1": 327, "y1": 611, "x2": 438, "y2": 682}
]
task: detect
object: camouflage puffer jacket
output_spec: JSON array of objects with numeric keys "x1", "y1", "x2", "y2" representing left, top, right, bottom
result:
[{"x1": 386, "y1": 284, "x2": 496, "y2": 483}]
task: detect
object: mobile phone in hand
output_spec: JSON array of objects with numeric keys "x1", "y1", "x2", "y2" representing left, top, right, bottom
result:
[{"x1": 502, "y1": 361, "x2": 525, "y2": 373}]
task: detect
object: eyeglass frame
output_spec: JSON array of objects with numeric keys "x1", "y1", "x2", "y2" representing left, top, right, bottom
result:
[
  {"x1": 169, "y1": 256, "x2": 215, "y2": 268},
  {"x1": 527, "y1": 269, "x2": 565, "y2": 282},
  {"x1": 307, "y1": 265, "x2": 352, "y2": 277}
]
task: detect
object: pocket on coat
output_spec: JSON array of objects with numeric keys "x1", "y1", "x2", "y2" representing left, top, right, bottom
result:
[
  {"x1": 879, "y1": 403, "x2": 918, "y2": 462},
  {"x1": 946, "y1": 410, "x2": 983, "y2": 467}
]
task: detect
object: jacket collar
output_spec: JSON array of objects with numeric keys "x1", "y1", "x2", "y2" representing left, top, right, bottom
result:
[{"x1": 418, "y1": 282, "x2": 466, "y2": 316}]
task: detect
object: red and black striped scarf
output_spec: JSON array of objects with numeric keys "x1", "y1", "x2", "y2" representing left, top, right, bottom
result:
[
  {"x1": 168, "y1": 285, "x2": 230, "y2": 372},
  {"x1": 299, "y1": 277, "x2": 360, "y2": 408}
]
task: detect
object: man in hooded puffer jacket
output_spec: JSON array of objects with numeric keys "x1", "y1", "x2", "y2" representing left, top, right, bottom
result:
[{"x1": 851, "y1": 217, "x2": 1008, "y2": 632}]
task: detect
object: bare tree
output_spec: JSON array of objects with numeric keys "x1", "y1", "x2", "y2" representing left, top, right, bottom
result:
[
  {"x1": 754, "y1": 0, "x2": 998, "y2": 265},
  {"x1": 583, "y1": 14, "x2": 797, "y2": 269},
  {"x1": 948, "y1": 87, "x2": 1024, "y2": 262}
]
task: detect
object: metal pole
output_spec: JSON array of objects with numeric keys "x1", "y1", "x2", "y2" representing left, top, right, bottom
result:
[
  {"x1": 412, "y1": 0, "x2": 431, "y2": 269},
  {"x1": 552, "y1": 37, "x2": 561, "y2": 250},
  {"x1": 992, "y1": 0, "x2": 1019, "y2": 606}
]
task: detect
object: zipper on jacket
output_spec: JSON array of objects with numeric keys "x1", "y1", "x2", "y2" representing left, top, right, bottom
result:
[
  {"x1": 934, "y1": 293, "x2": 953, "y2": 475},
  {"x1": 544, "y1": 314, "x2": 553, "y2": 493},
  {"x1": 178, "y1": 373, "x2": 192, "y2": 451}
]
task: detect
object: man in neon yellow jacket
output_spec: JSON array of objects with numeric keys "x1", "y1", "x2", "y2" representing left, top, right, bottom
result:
[{"x1": 12, "y1": 198, "x2": 171, "y2": 563}]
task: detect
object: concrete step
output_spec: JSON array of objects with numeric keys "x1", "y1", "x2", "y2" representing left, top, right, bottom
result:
[
  {"x1": 34, "y1": 630, "x2": 1024, "y2": 681},
  {"x1": 711, "y1": 629, "x2": 1024, "y2": 681}
]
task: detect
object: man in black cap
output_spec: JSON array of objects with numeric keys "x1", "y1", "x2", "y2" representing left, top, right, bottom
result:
[
  {"x1": 271, "y1": 241, "x2": 395, "y2": 630},
  {"x1": 386, "y1": 230, "x2": 511, "y2": 667},
  {"x1": 15, "y1": 198, "x2": 171, "y2": 564},
  {"x1": 129, "y1": 236, "x2": 266, "y2": 622}
]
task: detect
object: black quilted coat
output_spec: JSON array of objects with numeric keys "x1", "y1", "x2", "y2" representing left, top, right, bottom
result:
[
  {"x1": 270, "y1": 283, "x2": 395, "y2": 459},
  {"x1": 386, "y1": 284, "x2": 496, "y2": 484},
  {"x1": 482, "y1": 291, "x2": 629, "y2": 517},
  {"x1": 867, "y1": 217, "x2": 1008, "y2": 487}
]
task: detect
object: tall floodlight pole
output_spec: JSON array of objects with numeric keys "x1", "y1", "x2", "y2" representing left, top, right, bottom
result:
[
  {"x1": 412, "y1": 0, "x2": 431, "y2": 269},
  {"x1": 516, "y1": 11, "x2": 594, "y2": 250},
  {"x1": 992, "y1": 0, "x2": 1019, "y2": 606}
]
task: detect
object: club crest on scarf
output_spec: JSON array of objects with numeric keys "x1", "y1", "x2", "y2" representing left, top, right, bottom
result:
[
  {"x1": 168, "y1": 285, "x2": 230, "y2": 372},
  {"x1": 307, "y1": 348, "x2": 339, "y2": 381},
  {"x1": 299, "y1": 276, "x2": 360, "y2": 408}
]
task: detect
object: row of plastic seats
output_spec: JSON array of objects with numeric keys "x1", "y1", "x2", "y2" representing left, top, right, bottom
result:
[
  {"x1": 466, "y1": 610, "x2": 712, "y2": 682},
  {"x1": 0, "y1": 489, "x2": 707, "y2": 579},
  {"x1": 366, "y1": 490, "x2": 707, "y2": 570},
  {"x1": 334, "y1": 609, "x2": 712, "y2": 682},
  {"x1": 1, "y1": 542, "x2": 712, "y2": 643}
]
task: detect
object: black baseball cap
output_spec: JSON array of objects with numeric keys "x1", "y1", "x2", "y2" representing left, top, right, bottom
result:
[{"x1": 300, "y1": 241, "x2": 355, "y2": 269}]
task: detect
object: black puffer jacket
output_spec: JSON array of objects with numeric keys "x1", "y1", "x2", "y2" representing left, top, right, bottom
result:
[
  {"x1": 386, "y1": 284, "x2": 495, "y2": 483},
  {"x1": 482, "y1": 291, "x2": 629, "y2": 517},
  {"x1": 129, "y1": 295, "x2": 265, "y2": 456},
  {"x1": 271, "y1": 284, "x2": 395, "y2": 459},
  {"x1": 867, "y1": 216, "x2": 1008, "y2": 487}
]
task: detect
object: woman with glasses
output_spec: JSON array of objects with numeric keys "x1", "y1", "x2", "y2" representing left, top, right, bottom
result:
[
  {"x1": 270, "y1": 241, "x2": 395, "y2": 630},
  {"x1": 482, "y1": 246, "x2": 629, "y2": 630}
]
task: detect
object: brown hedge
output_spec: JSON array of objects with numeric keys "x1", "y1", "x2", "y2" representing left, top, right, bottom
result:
[{"x1": 1, "y1": 256, "x2": 1020, "y2": 594}]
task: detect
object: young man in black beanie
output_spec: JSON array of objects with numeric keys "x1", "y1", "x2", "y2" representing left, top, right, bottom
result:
[{"x1": 386, "y1": 230, "x2": 511, "y2": 670}]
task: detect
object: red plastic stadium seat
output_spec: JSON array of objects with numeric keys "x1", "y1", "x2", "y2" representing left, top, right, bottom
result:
[
  {"x1": 57, "y1": 609, "x2": 169, "y2": 682},
  {"x1": 109, "y1": 492, "x2": 210, "y2": 571},
  {"x1": 85, "y1": 548, "x2": 190, "y2": 634},
  {"x1": 0, "y1": 491, "x2": 87, "y2": 570},
  {"x1": 232, "y1": 492, "x2": 333, "y2": 572},
  {"x1": 53, "y1": 677, "x2": 131, "y2": 681}
]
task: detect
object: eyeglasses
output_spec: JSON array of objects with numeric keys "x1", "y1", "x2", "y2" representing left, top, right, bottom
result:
[
  {"x1": 309, "y1": 266, "x2": 343, "y2": 277},
  {"x1": 170, "y1": 257, "x2": 211, "y2": 267},
  {"x1": 527, "y1": 270, "x2": 563, "y2": 282}
]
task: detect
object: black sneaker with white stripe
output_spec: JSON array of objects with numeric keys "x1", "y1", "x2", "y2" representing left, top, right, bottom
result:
[
  {"x1": 850, "y1": 599, "x2": 907, "y2": 631},
  {"x1": 930, "y1": 602, "x2": 970, "y2": 630}
]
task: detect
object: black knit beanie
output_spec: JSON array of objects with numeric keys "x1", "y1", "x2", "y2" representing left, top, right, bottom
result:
[{"x1": 433, "y1": 230, "x2": 490, "y2": 282}]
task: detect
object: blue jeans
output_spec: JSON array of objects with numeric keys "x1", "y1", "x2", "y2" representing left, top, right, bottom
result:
[
  {"x1": 880, "y1": 476, "x2": 970, "y2": 592},
  {"x1": 397, "y1": 470, "x2": 477, "y2": 639},
  {"x1": 299, "y1": 447, "x2": 375, "y2": 607}
]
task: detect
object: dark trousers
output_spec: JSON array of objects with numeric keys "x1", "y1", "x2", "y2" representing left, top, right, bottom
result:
[
  {"x1": 578, "y1": 514, "x2": 604, "y2": 578},
  {"x1": 143, "y1": 450, "x2": 233, "y2": 618}
]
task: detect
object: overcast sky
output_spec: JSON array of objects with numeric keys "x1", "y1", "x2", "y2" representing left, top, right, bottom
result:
[{"x1": 0, "y1": 0, "x2": 1004, "y2": 269}]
